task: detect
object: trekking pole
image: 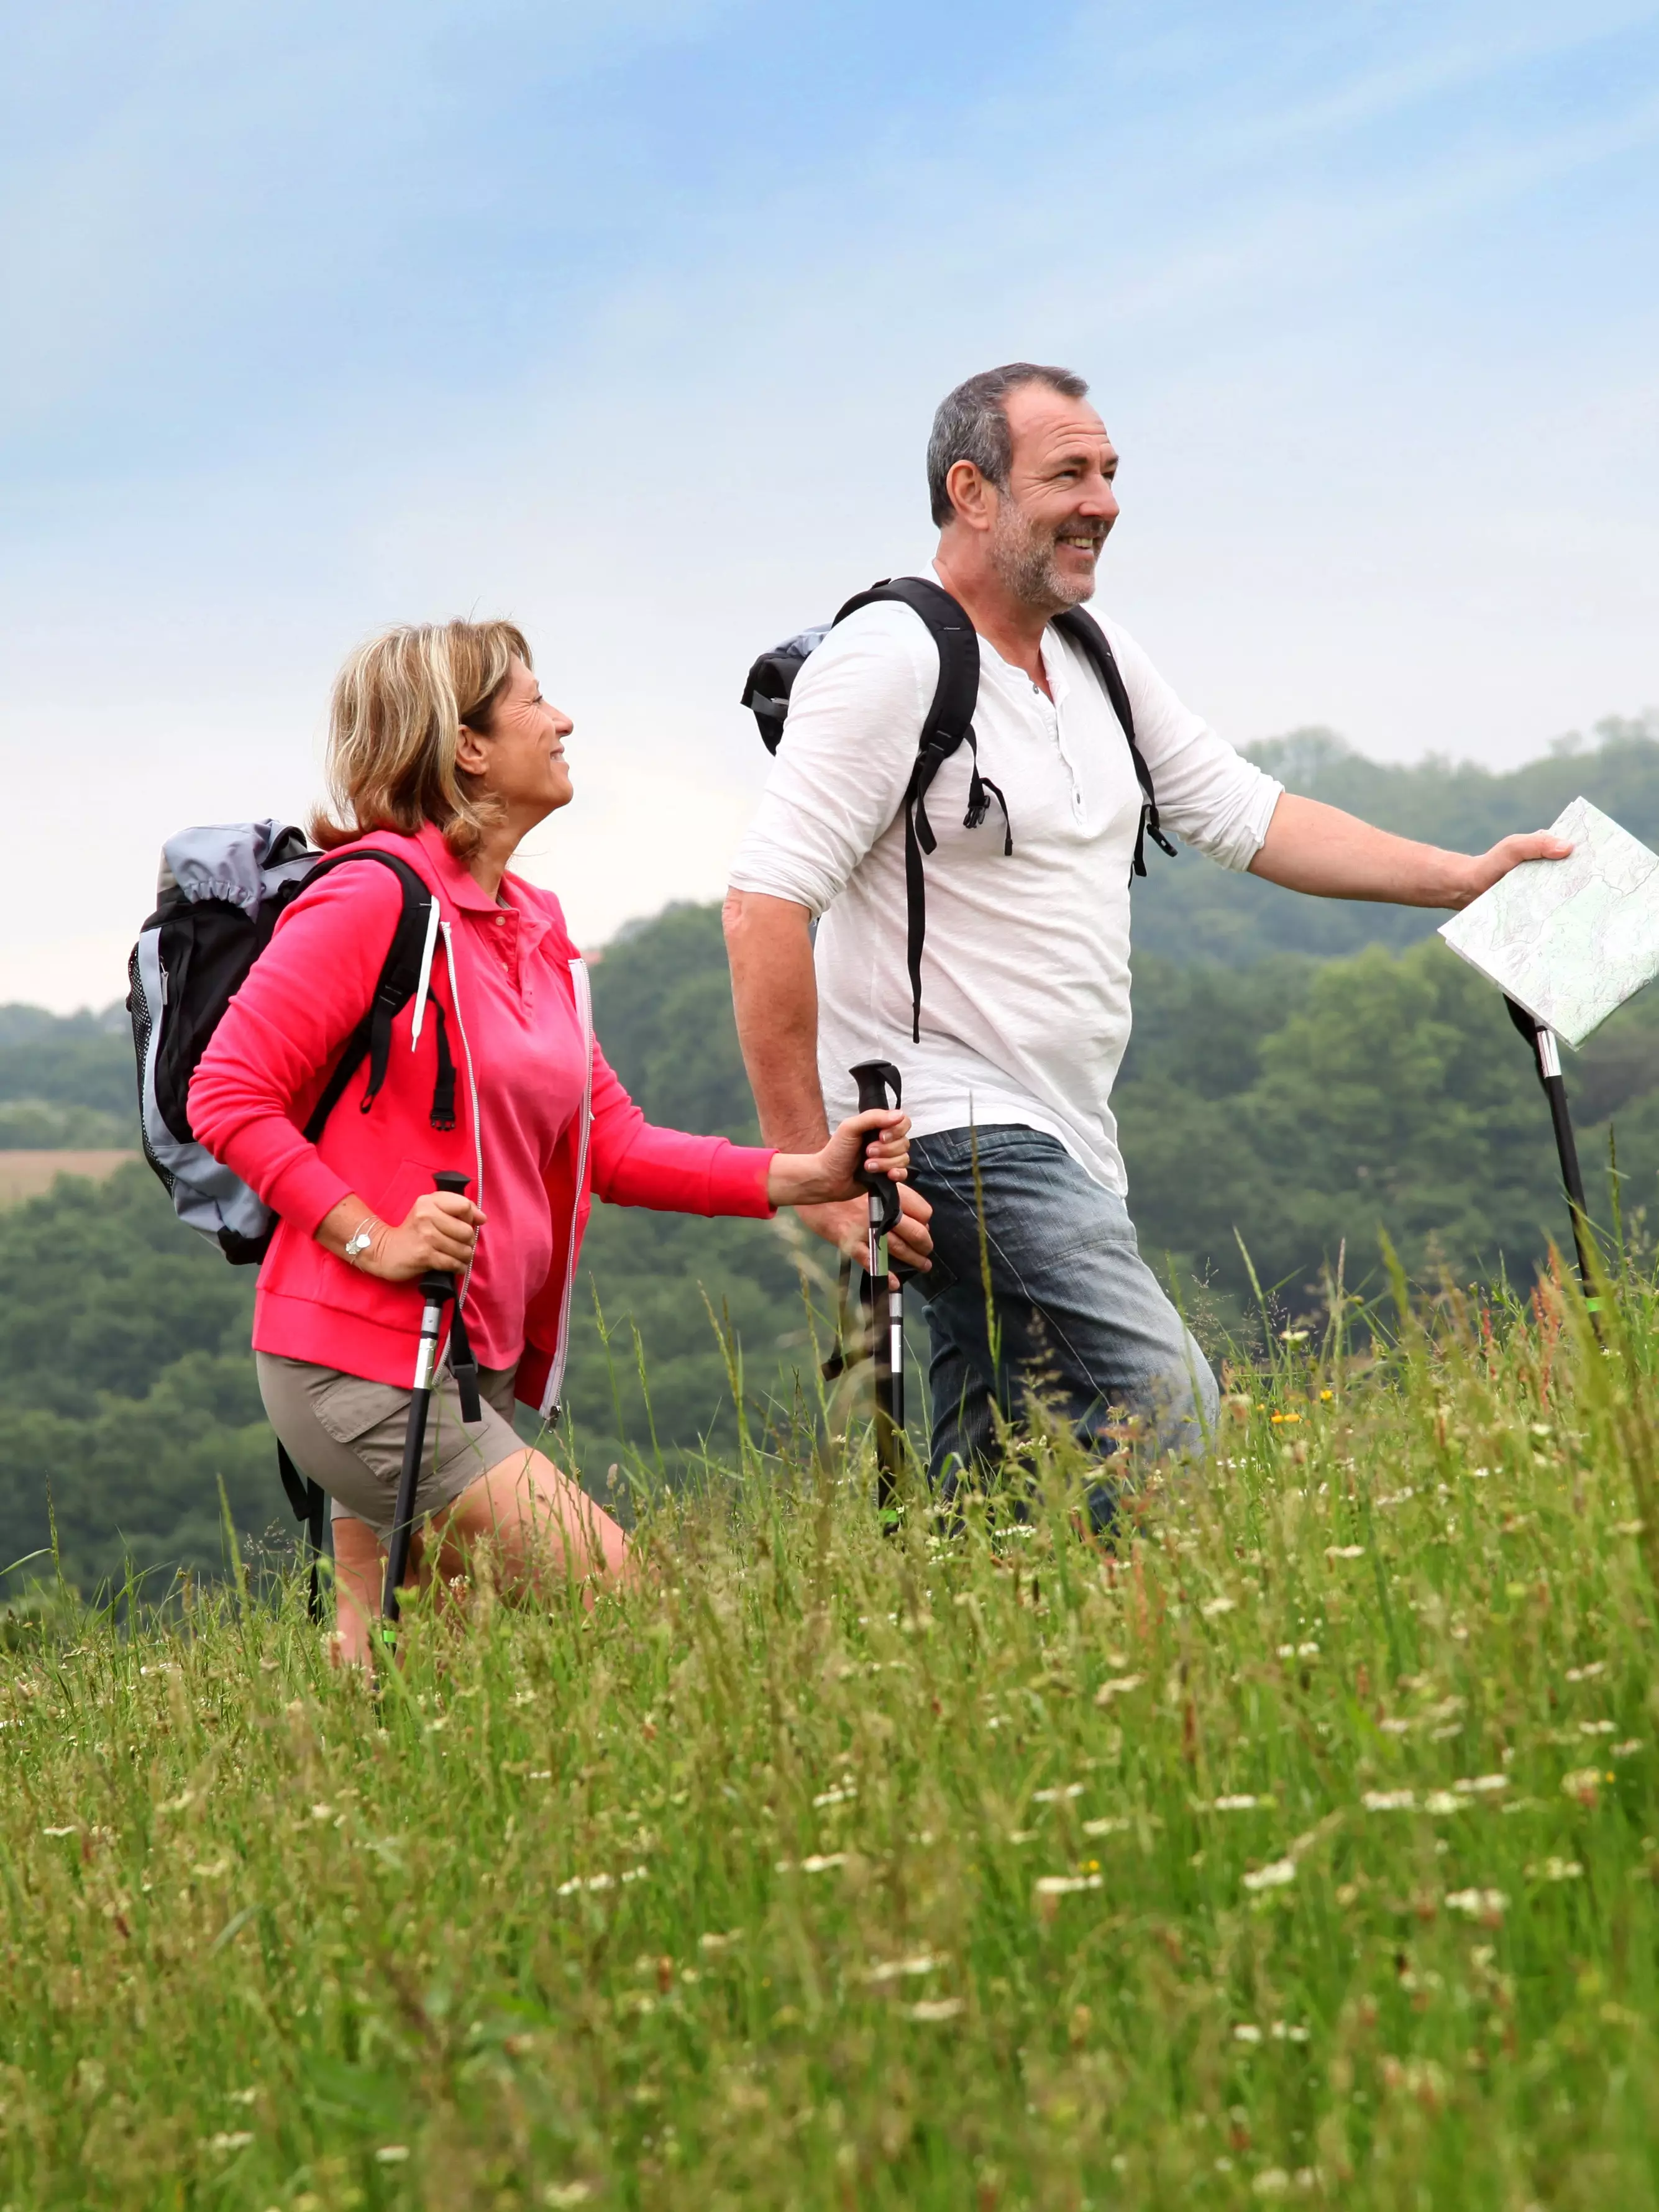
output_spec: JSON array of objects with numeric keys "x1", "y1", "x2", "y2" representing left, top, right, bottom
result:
[
  {"x1": 850, "y1": 1060, "x2": 905, "y2": 1511},
  {"x1": 381, "y1": 1170, "x2": 480, "y2": 1628},
  {"x1": 1504, "y1": 998, "x2": 1602, "y2": 1327}
]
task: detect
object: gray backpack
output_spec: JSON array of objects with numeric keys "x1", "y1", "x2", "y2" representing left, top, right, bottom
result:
[{"x1": 127, "y1": 821, "x2": 452, "y2": 1263}]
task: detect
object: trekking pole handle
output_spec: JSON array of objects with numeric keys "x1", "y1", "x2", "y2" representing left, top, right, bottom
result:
[
  {"x1": 849, "y1": 1060, "x2": 903, "y2": 1238},
  {"x1": 418, "y1": 1171, "x2": 472, "y2": 1299}
]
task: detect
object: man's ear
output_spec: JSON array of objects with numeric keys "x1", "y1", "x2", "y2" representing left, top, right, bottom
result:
[{"x1": 944, "y1": 459, "x2": 995, "y2": 534}]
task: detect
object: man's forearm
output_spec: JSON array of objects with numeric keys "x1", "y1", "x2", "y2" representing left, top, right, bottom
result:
[
  {"x1": 722, "y1": 890, "x2": 831, "y2": 1150},
  {"x1": 1248, "y1": 793, "x2": 1570, "y2": 912}
]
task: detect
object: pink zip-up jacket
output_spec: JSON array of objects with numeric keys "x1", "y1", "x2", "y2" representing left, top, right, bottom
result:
[{"x1": 189, "y1": 823, "x2": 776, "y2": 1416}]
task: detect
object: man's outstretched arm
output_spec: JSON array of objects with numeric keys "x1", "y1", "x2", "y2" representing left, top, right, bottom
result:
[
  {"x1": 1248, "y1": 793, "x2": 1572, "y2": 908},
  {"x1": 723, "y1": 889, "x2": 933, "y2": 1269}
]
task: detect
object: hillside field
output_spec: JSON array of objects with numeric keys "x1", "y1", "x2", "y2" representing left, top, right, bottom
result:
[{"x1": 3, "y1": 1263, "x2": 1659, "y2": 2208}]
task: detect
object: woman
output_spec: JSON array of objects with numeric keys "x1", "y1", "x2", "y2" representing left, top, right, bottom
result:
[{"x1": 190, "y1": 619, "x2": 922, "y2": 1664}]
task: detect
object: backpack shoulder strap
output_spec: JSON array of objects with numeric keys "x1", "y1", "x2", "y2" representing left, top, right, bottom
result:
[
  {"x1": 831, "y1": 578, "x2": 1010, "y2": 1042},
  {"x1": 295, "y1": 849, "x2": 457, "y2": 1142},
  {"x1": 834, "y1": 575, "x2": 980, "y2": 756},
  {"x1": 1051, "y1": 606, "x2": 1177, "y2": 879}
]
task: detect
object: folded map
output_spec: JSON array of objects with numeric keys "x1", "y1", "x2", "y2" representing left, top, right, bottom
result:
[{"x1": 1438, "y1": 796, "x2": 1659, "y2": 1049}]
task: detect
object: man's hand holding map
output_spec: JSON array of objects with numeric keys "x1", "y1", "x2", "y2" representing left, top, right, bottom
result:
[{"x1": 1440, "y1": 797, "x2": 1659, "y2": 1048}]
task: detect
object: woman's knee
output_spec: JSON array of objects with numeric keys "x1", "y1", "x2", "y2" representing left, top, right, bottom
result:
[{"x1": 438, "y1": 1448, "x2": 629, "y2": 1584}]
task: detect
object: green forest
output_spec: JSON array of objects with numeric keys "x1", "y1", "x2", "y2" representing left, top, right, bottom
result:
[{"x1": 6, "y1": 717, "x2": 1659, "y2": 1597}]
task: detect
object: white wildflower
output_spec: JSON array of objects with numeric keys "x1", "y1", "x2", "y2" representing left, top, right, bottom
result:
[
  {"x1": 1445, "y1": 1888, "x2": 1507, "y2": 1919},
  {"x1": 1454, "y1": 1774, "x2": 1508, "y2": 1795},
  {"x1": 1094, "y1": 1674, "x2": 1145, "y2": 1704},
  {"x1": 1325, "y1": 1545, "x2": 1365, "y2": 1560},
  {"x1": 1243, "y1": 1858, "x2": 1297, "y2": 1893},
  {"x1": 1532, "y1": 1857, "x2": 1583, "y2": 1882},
  {"x1": 812, "y1": 1785, "x2": 856, "y2": 1808},
  {"x1": 866, "y1": 1954, "x2": 945, "y2": 1983},
  {"x1": 1033, "y1": 1873, "x2": 1103, "y2": 1897},
  {"x1": 1233, "y1": 2023, "x2": 1263, "y2": 2044},
  {"x1": 1565, "y1": 1662, "x2": 1606, "y2": 1683},
  {"x1": 1081, "y1": 1816, "x2": 1130, "y2": 1837},
  {"x1": 207, "y1": 2132, "x2": 254, "y2": 2153},
  {"x1": 1031, "y1": 1783, "x2": 1085, "y2": 1803},
  {"x1": 556, "y1": 1872, "x2": 616, "y2": 1896},
  {"x1": 906, "y1": 1996, "x2": 964, "y2": 2022},
  {"x1": 1253, "y1": 2166, "x2": 1291, "y2": 2196},
  {"x1": 1270, "y1": 2022, "x2": 1311, "y2": 2044},
  {"x1": 1424, "y1": 1791, "x2": 1461, "y2": 1815},
  {"x1": 375, "y1": 2146, "x2": 411, "y2": 2164},
  {"x1": 1363, "y1": 1790, "x2": 1416, "y2": 1812},
  {"x1": 1213, "y1": 1794, "x2": 1261, "y2": 1812},
  {"x1": 1200, "y1": 1596, "x2": 1236, "y2": 1618}
]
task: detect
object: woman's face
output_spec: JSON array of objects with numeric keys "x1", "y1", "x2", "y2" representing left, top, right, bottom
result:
[{"x1": 459, "y1": 657, "x2": 575, "y2": 823}]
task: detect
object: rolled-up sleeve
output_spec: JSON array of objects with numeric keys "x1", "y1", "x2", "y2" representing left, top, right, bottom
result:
[
  {"x1": 1104, "y1": 619, "x2": 1282, "y2": 872},
  {"x1": 727, "y1": 603, "x2": 932, "y2": 915}
]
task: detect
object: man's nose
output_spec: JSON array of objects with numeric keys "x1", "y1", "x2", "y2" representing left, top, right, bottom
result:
[{"x1": 1079, "y1": 476, "x2": 1118, "y2": 519}]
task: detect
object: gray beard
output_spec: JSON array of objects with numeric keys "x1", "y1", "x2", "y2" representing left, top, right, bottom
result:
[{"x1": 988, "y1": 505, "x2": 1098, "y2": 615}]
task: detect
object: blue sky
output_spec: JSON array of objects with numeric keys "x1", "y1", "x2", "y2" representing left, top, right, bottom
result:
[{"x1": 4, "y1": 0, "x2": 1657, "y2": 1007}]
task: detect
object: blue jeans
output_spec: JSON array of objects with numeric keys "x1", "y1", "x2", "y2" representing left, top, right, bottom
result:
[{"x1": 908, "y1": 1127, "x2": 1218, "y2": 1507}]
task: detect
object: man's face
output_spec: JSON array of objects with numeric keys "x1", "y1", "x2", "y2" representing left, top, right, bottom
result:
[{"x1": 987, "y1": 385, "x2": 1119, "y2": 614}]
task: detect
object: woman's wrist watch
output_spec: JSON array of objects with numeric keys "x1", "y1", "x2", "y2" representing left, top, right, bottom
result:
[{"x1": 343, "y1": 1222, "x2": 377, "y2": 1268}]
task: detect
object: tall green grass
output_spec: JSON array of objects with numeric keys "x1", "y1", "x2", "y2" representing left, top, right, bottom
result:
[{"x1": 4, "y1": 1258, "x2": 1659, "y2": 2209}]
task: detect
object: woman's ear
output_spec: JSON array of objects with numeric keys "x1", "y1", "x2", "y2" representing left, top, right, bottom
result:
[{"x1": 455, "y1": 721, "x2": 490, "y2": 777}]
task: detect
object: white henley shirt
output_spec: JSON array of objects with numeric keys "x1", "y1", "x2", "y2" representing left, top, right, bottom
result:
[{"x1": 727, "y1": 581, "x2": 1284, "y2": 1195}]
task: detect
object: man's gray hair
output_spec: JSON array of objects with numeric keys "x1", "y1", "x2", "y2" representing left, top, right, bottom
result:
[{"x1": 926, "y1": 362, "x2": 1089, "y2": 526}]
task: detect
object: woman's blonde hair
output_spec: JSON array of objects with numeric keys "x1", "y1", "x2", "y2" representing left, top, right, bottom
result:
[{"x1": 312, "y1": 619, "x2": 533, "y2": 857}]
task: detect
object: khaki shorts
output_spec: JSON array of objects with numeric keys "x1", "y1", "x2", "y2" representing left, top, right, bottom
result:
[{"x1": 257, "y1": 1353, "x2": 532, "y2": 1545}]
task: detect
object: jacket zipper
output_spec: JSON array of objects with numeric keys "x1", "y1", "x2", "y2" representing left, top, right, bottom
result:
[
  {"x1": 541, "y1": 955, "x2": 594, "y2": 1419},
  {"x1": 439, "y1": 917, "x2": 486, "y2": 1304}
]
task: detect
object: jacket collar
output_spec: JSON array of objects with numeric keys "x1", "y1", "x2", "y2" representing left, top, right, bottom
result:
[{"x1": 414, "y1": 821, "x2": 506, "y2": 915}]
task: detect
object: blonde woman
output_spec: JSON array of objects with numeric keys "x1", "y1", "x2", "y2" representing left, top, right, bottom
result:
[{"x1": 191, "y1": 621, "x2": 924, "y2": 1661}]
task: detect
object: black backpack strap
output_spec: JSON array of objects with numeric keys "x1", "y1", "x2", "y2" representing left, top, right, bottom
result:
[
  {"x1": 295, "y1": 850, "x2": 455, "y2": 1142},
  {"x1": 833, "y1": 577, "x2": 1003, "y2": 1043},
  {"x1": 1051, "y1": 606, "x2": 1177, "y2": 881},
  {"x1": 276, "y1": 1441, "x2": 329, "y2": 1624}
]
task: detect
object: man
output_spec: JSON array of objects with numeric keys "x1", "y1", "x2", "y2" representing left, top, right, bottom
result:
[{"x1": 723, "y1": 362, "x2": 1567, "y2": 1491}]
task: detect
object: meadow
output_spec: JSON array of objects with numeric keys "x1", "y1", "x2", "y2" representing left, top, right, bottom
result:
[{"x1": 4, "y1": 1250, "x2": 1659, "y2": 2212}]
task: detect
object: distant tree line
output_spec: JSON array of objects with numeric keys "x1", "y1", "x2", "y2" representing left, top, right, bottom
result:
[{"x1": 5, "y1": 721, "x2": 1658, "y2": 1594}]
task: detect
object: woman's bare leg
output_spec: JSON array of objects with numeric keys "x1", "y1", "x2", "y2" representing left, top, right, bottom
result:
[
  {"x1": 429, "y1": 1446, "x2": 629, "y2": 1602},
  {"x1": 330, "y1": 1512, "x2": 384, "y2": 1668}
]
